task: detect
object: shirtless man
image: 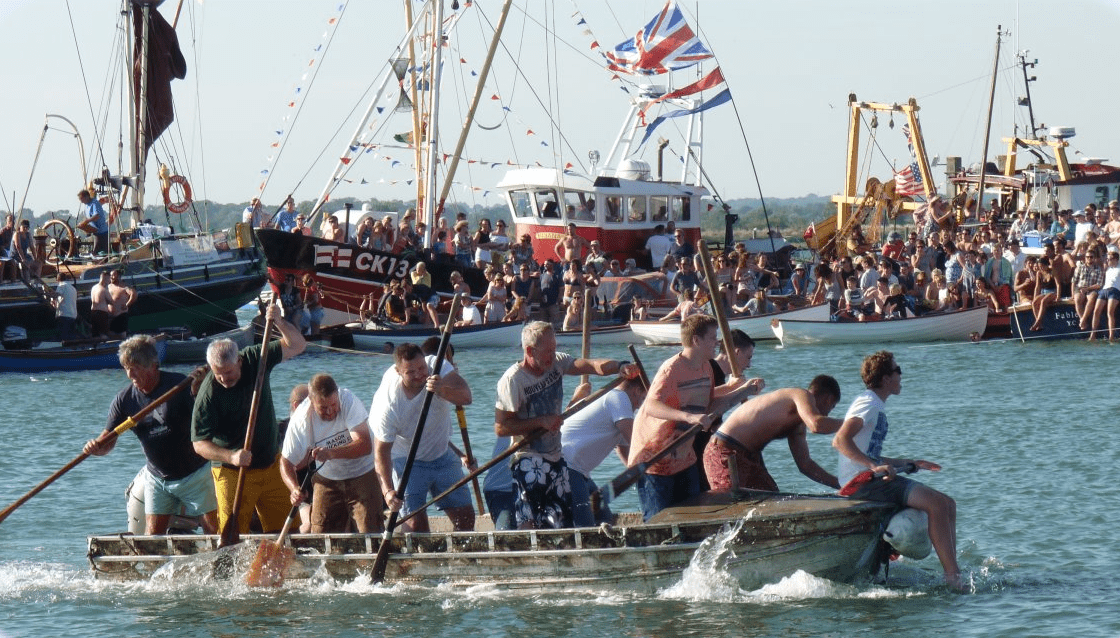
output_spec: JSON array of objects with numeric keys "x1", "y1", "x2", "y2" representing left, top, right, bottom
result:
[
  {"x1": 556, "y1": 223, "x2": 589, "y2": 264},
  {"x1": 90, "y1": 270, "x2": 114, "y2": 338},
  {"x1": 703, "y1": 375, "x2": 844, "y2": 492},
  {"x1": 1049, "y1": 238, "x2": 1075, "y2": 298},
  {"x1": 108, "y1": 270, "x2": 137, "y2": 336}
]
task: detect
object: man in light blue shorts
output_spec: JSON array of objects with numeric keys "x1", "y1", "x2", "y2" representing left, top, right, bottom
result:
[
  {"x1": 371, "y1": 343, "x2": 476, "y2": 532},
  {"x1": 85, "y1": 335, "x2": 217, "y2": 534}
]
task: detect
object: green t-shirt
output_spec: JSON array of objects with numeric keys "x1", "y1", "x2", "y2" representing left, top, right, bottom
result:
[{"x1": 191, "y1": 341, "x2": 283, "y2": 469}]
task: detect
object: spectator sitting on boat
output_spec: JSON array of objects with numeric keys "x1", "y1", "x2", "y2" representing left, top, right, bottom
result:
[
  {"x1": 495, "y1": 321, "x2": 638, "y2": 529},
  {"x1": 107, "y1": 270, "x2": 137, "y2": 336},
  {"x1": 659, "y1": 287, "x2": 702, "y2": 322},
  {"x1": 1102, "y1": 201, "x2": 1120, "y2": 244},
  {"x1": 1030, "y1": 256, "x2": 1059, "y2": 331},
  {"x1": 456, "y1": 299, "x2": 483, "y2": 327},
  {"x1": 883, "y1": 282, "x2": 910, "y2": 318},
  {"x1": 882, "y1": 232, "x2": 906, "y2": 261},
  {"x1": 377, "y1": 280, "x2": 411, "y2": 328},
  {"x1": 670, "y1": 256, "x2": 705, "y2": 302},
  {"x1": 84, "y1": 335, "x2": 217, "y2": 535},
  {"x1": 322, "y1": 215, "x2": 345, "y2": 242},
  {"x1": 863, "y1": 277, "x2": 892, "y2": 317},
  {"x1": 704, "y1": 375, "x2": 841, "y2": 493},
  {"x1": 292, "y1": 213, "x2": 312, "y2": 237},
  {"x1": 743, "y1": 289, "x2": 777, "y2": 317},
  {"x1": 1073, "y1": 209, "x2": 1095, "y2": 246},
  {"x1": 560, "y1": 375, "x2": 646, "y2": 527},
  {"x1": 10, "y1": 218, "x2": 41, "y2": 281},
  {"x1": 1072, "y1": 249, "x2": 1104, "y2": 328},
  {"x1": 973, "y1": 277, "x2": 1004, "y2": 313},
  {"x1": 90, "y1": 270, "x2": 115, "y2": 338},
  {"x1": 895, "y1": 260, "x2": 917, "y2": 297},
  {"x1": 584, "y1": 240, "x2": 607, "y2": 274},
  {"x1": 355, "y1": 216, "x2": 375, "y2": 248},
  {"x1": 602, "y1": 259, "x2": 623, "y2": 278},
  {"x1": 504, "y1": 297, "x2": 529, "y2": 323},
  {"x1": 1014, "y1": 256, "x2": 1037, "y2": 304},
  {"x1": 452, "y1": 221, "x2": 474, "y2": 268},
  {"x1": 510, "y1": 233, "x2": 535, "y2": 270},
  {"x1": 371, "y1": 343, "x2": 475, "y2": 533},
  {"x1": 810, "y1": 262, "x2": 841, "y2": 313},
  {"x1": 789, "y1": 263, "x2": 810, "y2": 297},
  {"x1": 1047, "y1": 238, "x2": 1075, "y2": 298},
  {"x1": 1084, "y1": 249, "x2": 1120, "y2": 341},
  {"x1": 834, "y1": 350, "x2": 963, "y2": 591},
  {"x1": 562, "y1": 291, "x2": 585, "y2": 332},
  {"x1": 628, "y1": 314, "x2": 757, "y2": 521},
  {"x1": 278, "y1": 274, "x2": 306, "y2": 329},
  {"x1": 734, "y1": 252, "x2": 759, "y2": 305},
  {"x1": 280, "y1": 373, "x2": 381, "y2": 534},
  {"x1": 622, "y1": 258, "x2": 644, "y2": 276},
  {"x1": 840, "y1": 275, "x2": 872, "y2": 321}
]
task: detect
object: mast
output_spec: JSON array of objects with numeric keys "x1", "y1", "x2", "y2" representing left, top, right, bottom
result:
[
  {"x1": 1017, "y1": 51, "x2": 1039, "y2": 139},
  {"x1": 134, "y1": 0, "x2": 153, "y2": 222},
  {"x1": 975, "y1": 25, "x2": 1005, "y2": 220},
  {"x1": 420, "y1": 0, "x2": 445, "y2": 234},
  {"x1": 435, "y1": 0, "x2": 514, "y2": 224}
]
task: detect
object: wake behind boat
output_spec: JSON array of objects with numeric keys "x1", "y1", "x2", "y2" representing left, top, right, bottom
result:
[{"x1": 771, "y1": 305, "x2": 989, "y2": 346}]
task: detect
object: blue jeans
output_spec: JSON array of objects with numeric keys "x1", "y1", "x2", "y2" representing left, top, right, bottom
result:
[
  {"x1": 569, "y1": 470, "x2": 614, "y2": 527},
  {"x1": 637, "y1": 466, "x2": 700, "y2": 521},
  {"x1": 484, "y1": 489, "x2": 516, "y2": 530}
]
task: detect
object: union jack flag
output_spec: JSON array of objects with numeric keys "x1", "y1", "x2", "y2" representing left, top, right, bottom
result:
[{"x1": 605, "y1": 0, "x2": 713, "y2": 75}]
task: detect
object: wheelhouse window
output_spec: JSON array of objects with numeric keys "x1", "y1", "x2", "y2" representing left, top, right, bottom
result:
[
  {"x1": 650, "y1": 196, "x2": 669, "y2": 222},
  {"x1": 535, "y1": 189, "x2": 560, "y2": 219},
  {"x1": 675, "y1": 196, "x2": 692, "y2": 222},
  {"x1": 564, "y1": 190, "x2": 594, "y2": 222},
  {"x1": 604, "y1": 196, "x2": 625, "y2": 224},
  {"x1": 508, "y1": 190, "x2": 534, "y2": 220},
  {"x1": 628, "y1": 196, "x2": 647, "y2": 222}
]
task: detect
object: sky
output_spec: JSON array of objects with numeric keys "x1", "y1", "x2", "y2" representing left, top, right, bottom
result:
[{"x1": 2, "y1": 0, "x2": 1119, "y2": 218}]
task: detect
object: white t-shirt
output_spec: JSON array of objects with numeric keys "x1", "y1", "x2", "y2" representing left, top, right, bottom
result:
[
  {"x1": 461, "y1": 304, "x2": 482, "y2": 325},
  {"x1": 837, "y1": 389, "x2": 890, "y2": 486},
  {"x1": 369, "y1": 355, "x2": 456, "y2": 462},
  {"x1": 495, "y1": 353, "x2": 574, "y2": 462},
  {"x1": 560, "y1": 388, "x2": 634, "y2": 477},
  {"x1": 281, "y1": 388, "x2": 372, "y2": 481},
  {"x1": 645, "y1": 233, "x2": 673, "y2": 269},
  {"x1": 56, "y1": 281, "x2": 78, "y2": 319}
]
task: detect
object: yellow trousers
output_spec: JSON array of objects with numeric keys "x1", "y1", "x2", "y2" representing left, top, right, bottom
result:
[{"x1": 211, "y1": 455, "x2": 290, "y2": 534}]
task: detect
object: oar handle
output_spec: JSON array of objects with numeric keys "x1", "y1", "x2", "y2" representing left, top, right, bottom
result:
[
  {"x1": 627, "y1": 344, "x2": 650, "y2": 390},
  {"x1": 697, "y1": 240, "x2": 742, "y2": 378},
  {"x1": 396, "y1": 376, "x2": 626, "y2": 527},
  {"x1": 456, "y1": 406, "x2": 486, "y2": 512},
  {"x1": 0, "y1": 374, "x2": 193, "y2": 525}
]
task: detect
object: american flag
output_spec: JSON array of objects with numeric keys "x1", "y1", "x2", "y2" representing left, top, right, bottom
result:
[
  {"x1": 605, "y1": 0, "x2": 713, "y2": 76},
  {"x1": 894, "y1": 162, "x2": 924, "y2": 196}
]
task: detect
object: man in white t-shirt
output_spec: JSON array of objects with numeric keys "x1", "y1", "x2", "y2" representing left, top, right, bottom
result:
[
  {"x1": 280, "y1": 373, "x2": 382, "y2": 533},
  {"x1": 371, "y1": 343, "x2": 476, "y2": 532},
  {"x1": 560, "y1": 376, "x2": 645, "y2": 526},
  {"x1": 833, "y1": 350, "x2": 963, "y2": 591},
  {"x1": 644, "y1": 224, "x2": 674, "y2": 271}
]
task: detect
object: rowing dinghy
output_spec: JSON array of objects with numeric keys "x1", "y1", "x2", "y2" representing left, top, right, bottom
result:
[{"x1": 87, "y1": 490, "x2": 897, "y2": 593}]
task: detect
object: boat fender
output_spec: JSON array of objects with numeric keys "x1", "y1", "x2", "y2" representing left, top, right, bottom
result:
[
  {"x1": 162, "y1": 175, "x2": 192, "y2": 214},
  {"x1": 883, "y1": 507, "x2": 931, "y2": 559},
  {"x1": 125, "y1": 467, "x2": 147, "y2": 535}
]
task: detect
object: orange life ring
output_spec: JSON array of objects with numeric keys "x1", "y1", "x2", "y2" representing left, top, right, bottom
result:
[{"x1": 162, "y1": 174, "x2": 192, "y2": 213}]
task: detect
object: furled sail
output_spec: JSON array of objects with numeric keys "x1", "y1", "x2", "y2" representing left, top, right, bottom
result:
[{"x1": 131, "y1": 1, "x2": 187, "y2": 159}]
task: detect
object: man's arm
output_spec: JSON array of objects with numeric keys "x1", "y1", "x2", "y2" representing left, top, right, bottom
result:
[
  {"x1": 374, "y1": 438, "x2": 402, "y2": 512},
  {"x1": 494, "y1": 407, "x2": 561, "y2": 437},
  {"x1": 193, "y1": 439, "x2": 249, "y2": 467},
  {"x1": 787, "y1": 426, "x2": 839, "y2": 489},
  {"x1": 266, "y1": 302, "x2": 306, "y2": 360},
  {"x1": 709, "y1": 377, "x2": 764, "y2": 416},
  {"x1": 567, "y1": 357, "x2": 636, "y2": 379},
  {"x1": 279, "y1": 456, "x2": 306, "y2": 506},
  {"x1": 314, "y1": 423, "x2": 372, "y2": 462},
  {"x1": 429, "y1": 370, "x2": 472, "y2": 406},
  {"x1": 792, "y1": 390, "x2": 843, "y2": 434}
]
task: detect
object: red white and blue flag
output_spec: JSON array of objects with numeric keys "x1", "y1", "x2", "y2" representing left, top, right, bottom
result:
[
  {"x1": 894, "y1": 163, "x2": 924, "y2": 196},
  {"x1": 605, "y1": 0, "x2": 713, "y2": 75}
]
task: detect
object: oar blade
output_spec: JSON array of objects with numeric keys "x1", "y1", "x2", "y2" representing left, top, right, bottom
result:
[{"x1": 245, "y1": 540, "x2": 293, "y2": 587}]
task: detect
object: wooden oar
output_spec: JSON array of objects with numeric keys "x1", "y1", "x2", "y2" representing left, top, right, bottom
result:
[
  {"x1": 395, "y1": 376, "x2": 625, "y2": 528},
  {"x1": 627, "y1": 344, "x2": 650, "y2": 390},
  {"x1": 370, "y1": 293, "x2": 462, "y2": 584},
  {"x1": 455, "y1": 405, "x2": 486, "y2": 512},
  {"x1": 218, "y1": 309, "x2": 276, "y2": 548},
  {"x1": 0, "y1": 375, "x2": 193, "y2": 525},
  {"x1": 696, "y1": 240, "x2": 744, "y2": 379},
  {"x1": 245, "y1": 461, "x2": 317, "y2": 587},
  {"x1": 569, "y1": 289, "x2": 594, "y2": 405},
  {"x1": 594, "y1": 420, "x2": 708, "y2": 507}
]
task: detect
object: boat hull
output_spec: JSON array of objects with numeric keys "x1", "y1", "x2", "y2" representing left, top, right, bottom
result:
[
  {"x1": 160, "y1": 323, "x2": 256, "y2": 364},
  {"x1": 349, "y1": 320, "x2": 524, "y2": 351},
  {"x1": 629, "y1": 303, "x2": 830, "y2": 345},
  {"x1": 1007, "y1": 300, "x2": 1088, "y2": 341},
  {"x1": 87, "y1": 491, "x2": 896, "y2": 592},
  {"x1": 773, "y1": 305, "x2": 989, "y2": 345},
  {"x1": 0, "y1": 335, "x2": 167, "y2": 374},
  {"x1": 554, "y1": 323, "x2": 642, "y2": 347}
]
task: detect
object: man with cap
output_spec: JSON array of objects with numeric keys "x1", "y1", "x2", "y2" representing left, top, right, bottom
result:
[{"x1": 621, "y1": 258, "x2": 644, "y2": 276}]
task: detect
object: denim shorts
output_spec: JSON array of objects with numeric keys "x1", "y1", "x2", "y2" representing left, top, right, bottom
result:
[
  {"x1": 392, "y1": 448, "x2": 472, "y2": 515},
  {"x1": 637, "y1": 465, "x2": 700, "y2": 521},
  {"x1": 847, "y1": 474, "x2": 916, "y2": 506},
  {"x1": 1098, "y1": 287, "x2": 1120, "y2": 301},
  {"x1": 147, "y1": 463, "x2": 218, "y2": 516}
]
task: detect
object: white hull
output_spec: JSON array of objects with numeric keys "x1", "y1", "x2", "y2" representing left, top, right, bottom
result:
[
  {"x1": 554, "y1": 324, "x2": 643, "y2": 348},
  {"x1": 350, "y1": 321, "x2": 524, "y2": 351},
  {"x1": 629, "y1": 303, "x2": 830, "y2": 345},
  {"x1": 772, "y1": 306, "x2": 989, "y2": 345}
]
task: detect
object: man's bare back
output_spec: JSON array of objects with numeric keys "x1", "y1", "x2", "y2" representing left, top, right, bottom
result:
[
  {"x1": 716, "y1": 388, "x2": 836, "y2": 452},
  {"x1": 91, "y1": 283, "x2": 112, "y2": 313}
]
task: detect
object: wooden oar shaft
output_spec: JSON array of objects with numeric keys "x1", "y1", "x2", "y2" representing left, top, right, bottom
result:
[
  {"x1": 0, "y1": 374, "x2": 193, "y2": 525},
  {"x1": 371, "y1": 294, "x2": 462, "y2": 583},
  {"x1": 397, "y1": 376, "x2": 625, "y2": 527},
  {"x1": 220, "y1": 312, "x2": 276, "y2": 547},
  {"x1": 627, "y1": 344, "x2": 650, "y2": 391},
  {"x1": 696, "y1": 240, "x2": 742, "y2": 378},
  {"x1": 606, "y1": 422, "x2": 703, "y2": 500},
  {"x1": 455, "y1": 406, "x2": 486, "y2": 512}
]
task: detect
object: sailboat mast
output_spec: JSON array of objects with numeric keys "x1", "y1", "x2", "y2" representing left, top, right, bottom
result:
[
  {"x1": 435, "y1": 0, "x2": 514, "y2": 223},
  {"x1": 975, "y1": 25, "x2": 1004, "y2": 219},
  {"x1": 405, "y1": 0, "x2": 425, "y2": 228},
  {"x1": 420, "y1": 0, "x2": 445, "y2": 234},
  {"x1": 134, "y1": 0, "x2": 153, "y2": 220}
]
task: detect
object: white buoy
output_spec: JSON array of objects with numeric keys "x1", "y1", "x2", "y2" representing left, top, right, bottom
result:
[{"x1": 883, "y1": 508, "x2": 932, "y2": 559}]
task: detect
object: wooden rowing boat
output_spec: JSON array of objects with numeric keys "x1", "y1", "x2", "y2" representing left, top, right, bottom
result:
[
  {"x1": 554, "y1": 323, "x2": 641, "y2": 347},
  {"x1": 628, "y1": 302, "x2": 829, "y2": 345},
  {"x1": 0, "y1": 333, "x2": 167, "y2": 374},
  {"x1": 772, "y1": 305, "x2": 989, "y2": 345},
  {"x1": 349, "y1": 320, "x2": 524, "y2": 351},
  {"x1": 87, "y1": 490, "x2": 898, "y2": 592}
]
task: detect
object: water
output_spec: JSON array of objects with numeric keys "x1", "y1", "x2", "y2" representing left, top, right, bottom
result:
[{"x1": 1, "y1": 321, "x2": 1119, "y2": 637}]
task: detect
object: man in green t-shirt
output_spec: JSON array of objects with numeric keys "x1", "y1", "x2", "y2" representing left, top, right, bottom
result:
[{"x1": 191, "y1": 302, "x2": 306, "y2": 534}]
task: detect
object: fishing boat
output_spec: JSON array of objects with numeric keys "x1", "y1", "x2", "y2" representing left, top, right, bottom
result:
[
  {"x1": 349, "y1": 320, "x2": 524, "y2": 352},
  {"x1": 0, "y1": 334, "x2": 167, "y2": 374},
  {"x1": 771, "y1": 305, "x2": 989, "y2": 346},
  {"x1": 159, "y1": 323, "x2": 256, "y2": 364},
  {"x1": 2, "y1": 1, "x2": 267, "y2": 342},
  {"x1": 629, "y1": 302, "x2": 830, "y2": 345},
  {"x1": 87, "y1": 489, "x2": 901, "y2": 592}
]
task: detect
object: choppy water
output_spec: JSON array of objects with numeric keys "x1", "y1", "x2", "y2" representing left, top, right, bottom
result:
[{"x1": 1, "y1": 313, "x2": 1118, "y2": 637}]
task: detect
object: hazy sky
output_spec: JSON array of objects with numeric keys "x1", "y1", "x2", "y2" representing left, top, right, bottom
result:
[{"x1": 2, "y1": 0, "x2": 1119, "y2": 217}]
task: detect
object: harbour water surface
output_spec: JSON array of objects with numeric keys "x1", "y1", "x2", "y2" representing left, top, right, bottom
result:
[{"x1": 1, "y1": 321, "x2": 1118, "y2": 637}]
